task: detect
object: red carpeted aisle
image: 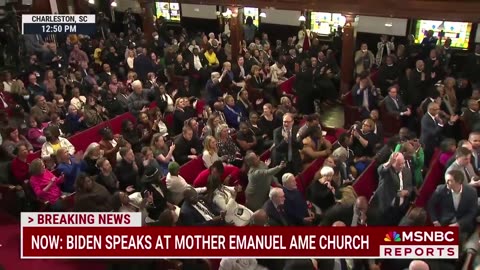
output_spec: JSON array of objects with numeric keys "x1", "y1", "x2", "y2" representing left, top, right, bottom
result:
[{"x1": 0, "y1": 212, "x2": 108, "y2": 270}]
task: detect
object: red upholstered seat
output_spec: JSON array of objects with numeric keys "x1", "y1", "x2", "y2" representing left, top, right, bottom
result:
[
  {"x1": 195, "y1": 99, "x2": 206, "y2": 117},
  {"x1": 352, "y1": 161, "x2": 378, "y2": 200},
  {"x1": 279, "y1": 76, "x2": 296, "y2": 95},
  {"x1": 342, "y1": 92, "x2": 362, "y2": 129},
  {"x1": 193, "y1": 165, "x2": 241, "y2": 187},
  {"x1": 379, "y1": 99, "x2": 402, "y2": 137},
  {"x1": 165, "y1": 113, "x2": 174, "y2": 129},
  {"x1": 178, "y1": 158, "x2": 206, "y2": 185},
  {"x1": 415, "y1": 149, "x2": 443, "y2": 208},
  {"x1": 296, "y1": 157, "x2": 325, "y2": 194},
  {"x1": 259, "y1": 150, "x2": 271, "y2": 161}
]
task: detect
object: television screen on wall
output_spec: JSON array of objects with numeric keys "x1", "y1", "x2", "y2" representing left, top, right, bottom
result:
[
  {"x1": 155, "y1": 2, "x2": 181, "y2": 22},
  {"x1": 310, "y1": 12, "x2": 345, "y2": 35},
  {"x1": 414, "y1": 20, "x2": 471, "y2": 49}
]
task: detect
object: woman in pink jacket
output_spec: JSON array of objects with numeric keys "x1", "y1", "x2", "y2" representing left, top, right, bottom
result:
[{"x1": 29, "y1": 158, "x2": 65, "y2": 210}]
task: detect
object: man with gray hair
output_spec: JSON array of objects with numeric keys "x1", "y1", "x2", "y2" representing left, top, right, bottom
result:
[
  {"x1": 262, "y1": 187, "x2": 291, "y2": 226},
  {"x1": 245, "y1": 151, "x2": 285, "y2": 211},
  {"x1": 273, "y1": 113, "x2": 302, "y2": 175},
  {"x1": 127, "y1": 80, "x2": 150, "y2": 116},
  {"x1": 282, "y1": 173, "x2": 314, "y2": 225}
]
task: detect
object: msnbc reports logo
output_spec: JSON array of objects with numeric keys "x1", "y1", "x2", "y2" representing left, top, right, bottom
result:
[{"x1": 384, "y1": 231, "x2": 401, "y2": 242}]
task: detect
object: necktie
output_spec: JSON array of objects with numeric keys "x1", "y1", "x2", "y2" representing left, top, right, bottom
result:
[
  {"x1": 287, "y1": 130, "x2": 292, "y2": 161},
  {"x1": 393, "y1": 98, "x2": 399, "y2": 110},
  {"x1": 464, "y1": 167, "x2": 471, "y2": 183},
  {"x1": 197, "y1": 201, "x2": 214, "y2": 219}
]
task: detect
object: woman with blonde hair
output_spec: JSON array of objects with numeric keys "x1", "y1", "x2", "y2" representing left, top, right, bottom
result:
[
  {"x1": 193, "y1": 131, "x2": 242, "y2": 188},
  {"x1": 202, "y1": 135, "x2": 222, "y2": 168},
  {"x1": 10, "y1": 80, "x2": 31, "y2": 112},
  {"x1": 81, "y1": 142, "x2": 103, "y2": 176},
  {"x1": 216, "y1": 124, "x2": 241, "y2": 165},
  {"x1": 29, "y1": 158, "x2": 65, "y2": 210}
]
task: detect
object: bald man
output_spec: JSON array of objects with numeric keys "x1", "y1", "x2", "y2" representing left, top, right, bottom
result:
[
  {"x1": 372, "y1": 152, "x2": 413, "y2": 225},
  {"x1": 250, "y1": 209, "x2": 269, "y2": 226},
  {"x1": 419, "y1": 102, "x2": 458, "y2": 165},
  {"x1": 409, "y1": 260, "x2": 429, "y2": 270},
  {"x1": 332, "y1": 221, "x2": 346, "y2": 227}
]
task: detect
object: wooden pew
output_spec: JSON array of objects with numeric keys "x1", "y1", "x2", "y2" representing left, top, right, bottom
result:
[
  {"x1": 352, "y1": 161, "x2": 378, "y2": 201},
  {"x1": 414, "y1": 149, "x2": 442, "y2": 208}
]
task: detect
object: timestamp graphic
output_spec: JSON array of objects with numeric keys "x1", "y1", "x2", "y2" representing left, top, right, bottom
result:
[{"x1": 22, "y1": 14, "x2": 96, "y2": 35}]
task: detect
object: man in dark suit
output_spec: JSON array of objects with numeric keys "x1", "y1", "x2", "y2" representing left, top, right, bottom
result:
[
  {"x1": 420, "y1": 102, "x2": 458, "y2": 166},
  {"x1": 133, "y1": 47, "x2": 154, "y2": 82},
  {"x1": 321, "y1": 196, "x2": 381, "y2": 226},
  {"x1": 262, "y1": 187, "x2": 292, "y2": 226},
  {"x1": 420, "y1": 30, "x2": 438, "y2": 58},
  {"x1": 273, "y1": 113, "x2": 302, "y2": 175},
  {"x1": 179, "y1": 187, "x2": 225, "y2": 226},
  {"x1": 372, "y1": 152, "x2": 413, "y2": 225},
  {"x1": 172, "y1": 126, "x2": 202, "y2": 165},
  {"x1": 281, "y1": 173, "x2": 315, "y2": 225},
  {"x1": 445, "y1": 147, "x2": 478, "y2": 185},
  {"x1": 384, "y1": 85, "x2": 411, "y2": 117},
  {"x1": 427, "y1": 169, "x2": 477, "y2": 240},
  {"x1": 461, "y1": 99, "x2": 480, "y2": 133},
  {"x1": 407, "y1": 60, "x2": 430, "y2": 108},
  {"x1": 231, "y1": 56, "x2": 247, "y2": 83},
  {"x1": 352, "y1": 72, "x2": 378, "y2": 118}
]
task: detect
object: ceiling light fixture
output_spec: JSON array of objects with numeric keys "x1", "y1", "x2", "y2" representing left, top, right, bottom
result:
[
  {"x1": 259, "y1": 12, "x2": 266, "y2": 18},
  {"x1": 110, "y1": 1, "x2": 117, "y2": 7},
  {"x1": 88, "y1": 0, "x2": 94, "y2": 4},
  {"x1": 298, "y1": 15, "x2": 306, "y2": 22}
]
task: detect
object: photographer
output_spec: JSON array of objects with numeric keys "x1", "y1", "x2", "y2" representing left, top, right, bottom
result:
[{"x1": 350, "y1": 118, "x2": 380, "y2": 175}]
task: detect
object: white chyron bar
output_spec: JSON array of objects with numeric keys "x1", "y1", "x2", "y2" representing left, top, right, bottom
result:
[
  {"x1": 21, "y1": 212, "x2": 143, "y2": 227},
  {"x1": 22, "y1": 14, "x2": 96, "y2": 35}
]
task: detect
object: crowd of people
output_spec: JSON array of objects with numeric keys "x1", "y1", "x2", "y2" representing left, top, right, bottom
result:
[{"x1": 0, "y1": 10, "x2": 479, "y2": 270}]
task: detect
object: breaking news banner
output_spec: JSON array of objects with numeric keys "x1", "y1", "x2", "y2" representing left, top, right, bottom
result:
[
  {"x1": 21, "y1": 14, "x2": 96, "y2": 35},
  {"x1": 20, "y1": 212, "x2": 459, "y2": 259}
]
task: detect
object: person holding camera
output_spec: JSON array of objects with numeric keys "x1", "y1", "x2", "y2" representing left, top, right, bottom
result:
[{"x1": 350, "y1": 118, "x2": 380, "y2": 174}]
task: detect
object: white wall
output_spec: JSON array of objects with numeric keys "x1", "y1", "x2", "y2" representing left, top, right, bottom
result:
[
  {"x1": 357, "y1": 15, "x2": 408, "y2": 36},
  {"x1": 181, "y1": 4, "x2": 217, "y2": 19},
  {"x1": 260, "y1": 9, "x2": 301, "y2": 26}
]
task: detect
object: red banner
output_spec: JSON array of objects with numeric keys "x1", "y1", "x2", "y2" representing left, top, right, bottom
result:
[{"x1": 21, "y1": 226, "x2": 459, "y2": 259}]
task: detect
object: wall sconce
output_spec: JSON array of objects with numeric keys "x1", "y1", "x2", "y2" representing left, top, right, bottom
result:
[
  {"x1": 298, "y1": 15, "x2": 306, "y2": 22},
  {"x1": 384, "y1": 22, "x2": 393, "y2": 27},
  {"x1": 110, "y1": 0, "x2": 117, "y2": 7},
  {"x1": 88, "y1": 0, "x2": 94, "y2": 4},
  {"x1": 259, "y1": 12, "x2": 266, "y2": 18}
]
